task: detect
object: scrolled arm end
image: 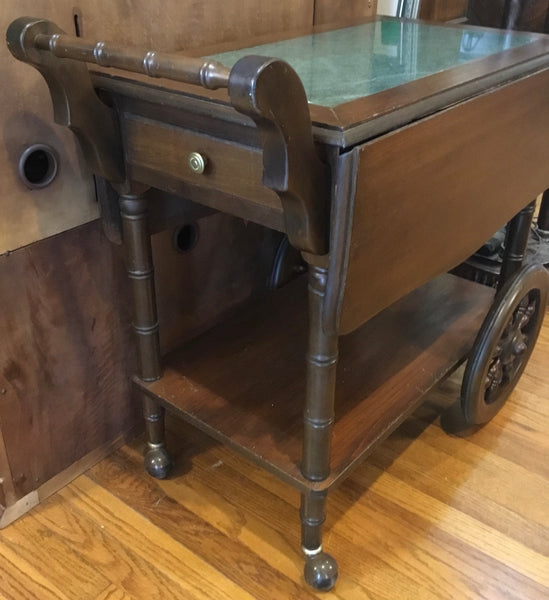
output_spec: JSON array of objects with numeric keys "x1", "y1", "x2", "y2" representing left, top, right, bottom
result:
[
  {"x1": 6, "y1": 17, "x2": 55, "y2": 63},
  {"x1": 228, "y1": 56, "x2": 330, "y2": 256}
]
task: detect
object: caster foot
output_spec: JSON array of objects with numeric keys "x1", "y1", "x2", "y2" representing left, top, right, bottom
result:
[
  {"x1": 304, "y1": 551, "x2": 338, "y2": 592},
  {"x1": 144, "y1": 444, "x2": 172, "y2": 479}
]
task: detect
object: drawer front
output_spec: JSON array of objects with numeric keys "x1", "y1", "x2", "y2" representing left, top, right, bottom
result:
[{"x1": 123, "y1": 114, "x2": 283, "y2": 222}]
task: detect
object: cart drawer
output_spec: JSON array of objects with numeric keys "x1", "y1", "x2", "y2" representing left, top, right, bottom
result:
[{"x1": 123, "y1": 114, "x2": 282, "y2": 222}]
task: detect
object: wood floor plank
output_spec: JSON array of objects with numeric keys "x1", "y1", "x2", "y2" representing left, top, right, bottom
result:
[
  {"x1": 369, "y1": 417, "x2": 549, "y2": 527},
  {"x1": 25, "y1": 491, "x2": 217, "y2": 600},
  {"x1": 367, "y1": 436, "x2": 549, "y2": 555},
  {"x1": 0, "y1": 542, "x2": 72, "y2": 600},
  {"x1": 365, "y1": 470, "x2": 548, "y2": 588},
  {"x1": 94, "y1": 585, "x2": 134, "y2": 600},
  {"x1": 109, "y1": 441, "x2": 444, "y2": 600},
  {"x1": 163, "y1": 417, "x2": 302, "y2": 507},
  {"x1": 330, "y1": 484, "x2": 547, "y2": 600},
  {"x1": 87, "y1": 451, "x2": 324, "y2": 600},
  {"x1": 0, "y1": 508, "x2": 110, "y2": 600},
  {"x1": 122, "y1": 439, "x2": 302, "y2": 545},
  {"x1": 59, "y1": 476, "x2": 257, "y2": 600},
  {"x1": 121, "y1": 442, "x2": 389, "y2": 599},
  {"x1": 121, "y1": 423, "x2": 548, "y2": 599}
]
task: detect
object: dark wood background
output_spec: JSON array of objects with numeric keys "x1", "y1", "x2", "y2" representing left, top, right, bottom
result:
[
  {"x1": 0, "y1": 222, "x2": 136, "y2": 504},
  {"x1": 468, "y1": 0, "x2": 549, "y2": 32},
  {"x1": 420, "y1": 0, "x2": 469, "y2": 21}
]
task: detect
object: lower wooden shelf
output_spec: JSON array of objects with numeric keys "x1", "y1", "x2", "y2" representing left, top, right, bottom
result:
[{"x1": 135, "y1": 273, "x2": 494, "y2": 492}]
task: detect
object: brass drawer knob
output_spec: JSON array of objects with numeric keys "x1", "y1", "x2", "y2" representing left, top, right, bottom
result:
[{"x1": 188, "y1": 151, "x2": 207, "y2": 174}]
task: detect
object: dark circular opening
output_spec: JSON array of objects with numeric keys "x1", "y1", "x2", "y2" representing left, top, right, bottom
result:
[
  {"x1": 173, "y1": 223, "x2": 199, "y2": 253},
  {"x1": 24, "y1": 150, "x2": 50, "y2": 183},
  {"x1": 18, "y1": 144, "x2": 58, "y2": 189}
]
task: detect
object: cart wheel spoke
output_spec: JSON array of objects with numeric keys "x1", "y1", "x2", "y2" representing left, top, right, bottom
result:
[{"x1": 485, "y1": 357, "x2": 502, "y2": 394}]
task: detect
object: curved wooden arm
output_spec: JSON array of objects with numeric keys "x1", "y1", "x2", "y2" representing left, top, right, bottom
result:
[
  {"x1": 7, "y1": 17, "x2": 125, "y2": 183},
  {"x1": 7, "y1": 18, "x2": 330, "y2": 254},
  {"x1": 229, "y1": 56, "x2": 330, "y2": 255}
]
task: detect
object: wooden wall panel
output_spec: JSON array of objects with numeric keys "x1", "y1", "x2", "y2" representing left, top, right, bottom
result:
[
  {"x1": 419, "y1": 0, "x2": 469, "y2": 21},
  {"x1": 517, "y1": 1, "x2": 549, "y2": 31},
  {"x1": 66, "y1": 1, "x2": 315, "y2": 52},
  {"x1": 467, "y1": 0, "x2": 549, "y2": 32},
  {"x1": 152, "y1": 212, "x2": 283, "y2": 355},
  {"x1": 314, "y1": 0, "x2": 377, "y2": 25},
  {"x1": 0, "y1": 432, "x2": 14, "y2": 509},
  {"x1": 1, "y1": 1, "x2": 98, "y2": 254},
  {"x1": 0, "y1": 221, "x2": 137, "y2": 501}
]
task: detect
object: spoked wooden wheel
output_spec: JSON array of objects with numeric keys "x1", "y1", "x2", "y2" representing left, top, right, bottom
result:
[{"x1": 461, "y1": 263, "x2": 549, "y2": 425}]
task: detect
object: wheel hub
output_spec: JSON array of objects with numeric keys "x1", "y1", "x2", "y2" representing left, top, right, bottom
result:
[{"x1": 484, "y1": 294, "x2": 536, "y2": 403}]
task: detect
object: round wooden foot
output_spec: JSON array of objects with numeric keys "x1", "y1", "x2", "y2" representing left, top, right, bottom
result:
[
  {"x1": 304, "y1": 552, "x2": 338, "y2": 591},
  {"x1": 144, "y1": 444, "x2": 172, "y2": 479}
]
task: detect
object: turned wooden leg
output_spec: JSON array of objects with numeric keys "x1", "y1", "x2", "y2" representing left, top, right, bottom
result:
[
  {"x1": 301, "y1": 265, "x2": 338, "y2": 481},
  {"x1": 498, "y1": 200, "x2": 536, "y2": 291},
  {"x1": 119, "y1": 192, "x2": 171, "y2": 479},
  {"x1": 300, "y1": 491, "x2": 338, "y2": 591},
  {"x1": 300, "y1": 264, "x2": 338, "y2": 590}
]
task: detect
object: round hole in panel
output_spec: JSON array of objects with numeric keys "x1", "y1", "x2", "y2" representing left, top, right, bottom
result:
[
  {"x1": 173, "y1": 222, "x2": 200, "y2": 253},
  {"x1": 18, "y1": 144, "x2": 59, "y2": 189}
]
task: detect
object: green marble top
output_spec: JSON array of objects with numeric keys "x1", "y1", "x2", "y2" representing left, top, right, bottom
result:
[{"x1": 207, "y1": 18, "x2": 538, "y2": 108}]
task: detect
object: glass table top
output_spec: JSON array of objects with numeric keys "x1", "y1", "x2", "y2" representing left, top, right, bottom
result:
[{"x1": 207, "y1": 18, "x2": 539, "y2": 108}]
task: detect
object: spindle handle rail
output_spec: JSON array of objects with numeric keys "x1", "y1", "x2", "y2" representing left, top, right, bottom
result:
[
  {"x1": 31, "y1": 32, "x2": 231, "y2": 89},
  {"x1": 6, "y1": 16, "x2": 330, "y2": 255}
]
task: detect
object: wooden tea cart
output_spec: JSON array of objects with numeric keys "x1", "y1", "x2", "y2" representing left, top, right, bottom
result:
[{"x1": 7, "y1": 15, "x2": 549, "y2": 590}]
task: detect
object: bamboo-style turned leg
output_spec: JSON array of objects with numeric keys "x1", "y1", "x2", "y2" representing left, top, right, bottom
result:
[
  {"x1": 119, "y1": 193, "x2": 171, "y2": 479},
  {"x1": 300, "y1": 264, "x2": 338, "y2": 590},
  {"x1": 301, "y1": 265, "x2": 338, "y2": 481},
  {"x1": 498, "y1": 201, "x2": 536, "y2": 292}
]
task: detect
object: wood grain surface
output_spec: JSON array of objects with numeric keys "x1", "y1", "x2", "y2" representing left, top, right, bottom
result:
[
  {"x1": 124, "y1": 115, "x2": 283, "y2": 230},
  {"x1": 0, "y1": 304, "x2": 547, "y2": 598},
  {"x1": 313, "y1": 0, "x2": 377, "y2": 25},
  {"x1": 419, "y1": 0, "x2": 469, "y2": 21},
  {"x1": 336, "y1": 68, "x2": 549, "y2": 334},
  {"x1": 151, "y1": 212, "x2": 283, "y2": 355},
  {"x1": 468, "y1": 0, "x2": 549, "y2": 32},
  {"x1": 76, "y1": 0, "x2": 315, "y2": 52},
  {"x1": 0, "y1": 222, "x2": 137, "y2": 503},
  {"x1": 1, "y1": 1, "x2": 98, "y2": 254}
]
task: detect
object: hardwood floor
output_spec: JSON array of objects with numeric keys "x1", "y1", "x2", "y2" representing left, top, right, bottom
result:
[{"x1": 0, "y1": 307, "x2": 547, "y2": 599}]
